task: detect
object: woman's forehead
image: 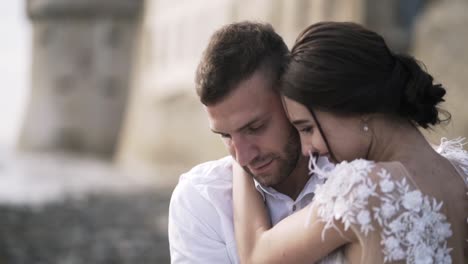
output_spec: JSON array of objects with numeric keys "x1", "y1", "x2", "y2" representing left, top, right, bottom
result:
[{"x1": 282, "y1": 96, "x2": 312, "y2": 121}]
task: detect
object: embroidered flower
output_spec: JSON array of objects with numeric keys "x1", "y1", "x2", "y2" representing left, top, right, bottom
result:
[
  {"x1": 384, "y1": 236, "x2": 399, "y2": 249},
  {"x1": 413, "y1": 245, "x2": 434, "y2": 264},
  {"x1": 355, "y1": 183, "x2": 374, "y2": 200},
  {"x1": 391, "y1": 247, "x2": 406, "y2": 261},
  {"x1": 380, "y1": 203, "x2": 396, "y2": 219},
  {"x1": 357, "y1": 210, "x2": 371, "y2": 225},
  {"x1": 413, "y1": 218, "x2": 427, "y2": 232},
  {"x1": 333, "y1": 197, "x2": 348, "y2": 220},
  {"x1": 356, "y1": 210, "x2": 374, "y2": 235},
  {"x1": 383, "y1": 236, "x2": 405, "y2": 261},
  {"x1": 402, "y1": 190, "x2": 423, "y2": 211},
  {"x1": 379, "y1": 178, "x2": 395, "y2": 193},
  {"x1": 434, "y1": 246, "x2": 452, "y2": 264},
  {"x1": 435, "y1": 222, "x2": 452, "y2": 239},
  {"x1": 406, "y1": 230, "x2": 421, "y2": 245},
  {"x1": 388, "y1": 218, "x2": 405, "y2": 233}
]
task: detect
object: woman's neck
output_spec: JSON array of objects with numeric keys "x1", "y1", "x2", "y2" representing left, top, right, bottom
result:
[{"x1": 366, "y1": 116, "x2": 434, "y2": 163}]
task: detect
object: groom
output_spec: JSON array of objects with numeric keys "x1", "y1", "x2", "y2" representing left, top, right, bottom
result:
[{"x1": 168, "y1": 21, "x2": 326, "y2": 263}]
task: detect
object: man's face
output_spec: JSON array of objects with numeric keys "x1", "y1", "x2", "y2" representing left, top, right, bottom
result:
[{"x1": 206, "y1": 70, "x2": 301, "y2": 187}]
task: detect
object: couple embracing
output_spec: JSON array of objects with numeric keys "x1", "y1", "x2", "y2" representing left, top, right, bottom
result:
[{"x1": 169, "y1": 21, "x2": 467, "y2": 264}]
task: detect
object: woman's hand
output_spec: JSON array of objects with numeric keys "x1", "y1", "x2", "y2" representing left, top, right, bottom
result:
[{"x1": 232, "y1": 160, "x2": 353, "y2": 264}]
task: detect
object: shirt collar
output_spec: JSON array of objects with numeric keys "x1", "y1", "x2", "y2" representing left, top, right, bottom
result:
[
  {"x1": 253, "y1": 156, "x2": 332, "y2": 201},
  {"x1": 254, "y1": 174, "x2": 322, "y2": 202},
  {"x1": 254, "y1": 179, "x2": 274, "y2": 201}
]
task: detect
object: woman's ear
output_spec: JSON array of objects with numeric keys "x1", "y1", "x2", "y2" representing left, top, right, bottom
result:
[{"x1": 360, "y1": 114, "x2": 372, "y2": 123}]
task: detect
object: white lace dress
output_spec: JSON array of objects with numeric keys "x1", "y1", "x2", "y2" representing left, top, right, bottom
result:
[{"x1": 312, "y1": 138, "x2": 468, "y2": 264}]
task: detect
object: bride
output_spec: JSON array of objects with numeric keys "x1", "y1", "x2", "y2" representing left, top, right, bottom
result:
[{"x1": 233, "y1": 22, "x2": 467, "y2": 264}]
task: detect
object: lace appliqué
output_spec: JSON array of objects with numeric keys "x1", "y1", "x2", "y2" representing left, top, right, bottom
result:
[
  {"x1": 311, "y1": 159, "x2": 453, "y2": 264},
  {"x1": 373, "y1": 169, "x2": 452, "y2": 263},
  {"x1": 312, "y1": 159, "x2": 377, "y2": 239}
]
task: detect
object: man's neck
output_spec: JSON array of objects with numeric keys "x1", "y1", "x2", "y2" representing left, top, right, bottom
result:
[{"x1": 271, "y1": 155, "x2": 310, "y2": 200}]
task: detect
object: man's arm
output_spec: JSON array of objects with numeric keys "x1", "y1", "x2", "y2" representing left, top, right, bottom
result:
[{"x1": 168, "y1": 179, "x2": 233, "y2": 263}]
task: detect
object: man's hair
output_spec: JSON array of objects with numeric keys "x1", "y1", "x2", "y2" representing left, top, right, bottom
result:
[{"x1": 195, "y1": 21, "x2": 289, "y2": 105}]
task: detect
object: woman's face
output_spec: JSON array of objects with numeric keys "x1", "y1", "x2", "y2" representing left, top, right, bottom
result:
[{"x1": 282, "y1": 96, "x2": 370, "y2": 163}]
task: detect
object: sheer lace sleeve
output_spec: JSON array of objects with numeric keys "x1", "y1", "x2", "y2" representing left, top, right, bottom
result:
[
  {"x1": 310, "y1": 158, "x2": 454, "y2": 264},
  {"x1": 310, "y1": 159, "x2": 378, "y2": 239}
]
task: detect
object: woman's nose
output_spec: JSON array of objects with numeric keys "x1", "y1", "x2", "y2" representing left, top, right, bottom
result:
[{"x1": 301, "y1": 143, "x2": 314, "y2": 157}]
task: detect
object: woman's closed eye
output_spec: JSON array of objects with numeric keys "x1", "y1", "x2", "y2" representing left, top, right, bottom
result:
[{"x1": 299, "y1": 126, "x2": 314, "y2": 134}]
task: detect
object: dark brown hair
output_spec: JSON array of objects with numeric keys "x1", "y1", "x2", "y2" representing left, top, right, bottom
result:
[
  {"x1": 282, "y1": 21, "x2": 449, "y2": 129},
  {"x1": 195, "y1": 21, "x2": 289, "y2": 105}
]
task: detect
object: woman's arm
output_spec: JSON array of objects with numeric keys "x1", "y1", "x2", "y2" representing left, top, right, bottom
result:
[{"x1": 232, "y1": 162, "x2": 356, "y2": 264}]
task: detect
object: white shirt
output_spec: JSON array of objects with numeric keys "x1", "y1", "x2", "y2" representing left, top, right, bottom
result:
[{"x1": 168, "y1": 156, "x2": 327, "y2": 264}]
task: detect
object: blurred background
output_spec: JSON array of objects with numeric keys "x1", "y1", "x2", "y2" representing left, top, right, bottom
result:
[{"x1": 0, "y1": 0, "x2": 467, "y2": 263}]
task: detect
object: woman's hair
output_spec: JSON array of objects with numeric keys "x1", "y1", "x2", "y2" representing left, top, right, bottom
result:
[{"x1": 282, "y1": 21, "x2": 450, "y2": 129}]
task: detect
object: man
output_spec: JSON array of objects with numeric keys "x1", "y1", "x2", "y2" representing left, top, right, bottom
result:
[{"x1": 168, "y1": 21, "x2": 325, "y2": 263}]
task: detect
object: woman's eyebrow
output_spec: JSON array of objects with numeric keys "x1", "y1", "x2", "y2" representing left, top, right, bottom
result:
[{"x1": 291, "y1": 119, "x2": 310, "y2": 126}]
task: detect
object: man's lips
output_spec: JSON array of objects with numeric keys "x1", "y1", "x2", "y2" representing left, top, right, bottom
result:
[{"x1": 250, "y1": 158, "x2": 274, "y2": 172}]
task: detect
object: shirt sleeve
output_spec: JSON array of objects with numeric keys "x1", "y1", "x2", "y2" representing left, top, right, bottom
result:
[{"x1": 168, "y1": 178, "x2": 232, "y2": 264}]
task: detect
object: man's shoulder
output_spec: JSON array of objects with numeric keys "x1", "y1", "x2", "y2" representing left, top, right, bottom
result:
[
  {"x1": 168, "y1": 156, "x2": 238, "y2": 263},
  {"x1": 170, "y1": 156, "x2": 234, "y2": 209},
  {"x1": 179, "y1": 155, "x2": 233, "y2": 186},
  {"x1": 169, "y1": 156, "x2": 234, "y2": 229}
]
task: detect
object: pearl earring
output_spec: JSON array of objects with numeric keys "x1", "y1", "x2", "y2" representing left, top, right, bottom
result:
[{"x1": 363, "y1": 124, "x2": 369, "y2": 132}]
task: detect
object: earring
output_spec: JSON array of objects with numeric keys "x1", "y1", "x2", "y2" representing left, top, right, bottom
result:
[
  {"x1": 363, "y1": 123, "x2": 369, "y2": 132},
  {"x1": 360, "y1": 116, "x2": 370, "y2": 133}
]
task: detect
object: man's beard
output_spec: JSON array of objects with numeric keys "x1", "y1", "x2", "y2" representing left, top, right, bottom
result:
[{"x1": 243, "y1": 127, "x2": 301, "y2": 186}]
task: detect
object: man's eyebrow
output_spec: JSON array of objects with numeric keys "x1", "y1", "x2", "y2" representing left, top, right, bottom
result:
[
  {"x1": 210, "y1": 117, "x2": 265, "y2": 135},
  {"x1": 236, "y1": 117, "x2": 263, "y2": 132},
  {"x1": 210, "y1": 128, "x2": 224, "y2": 134}
]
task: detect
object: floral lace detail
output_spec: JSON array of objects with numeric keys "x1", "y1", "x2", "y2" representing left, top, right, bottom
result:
[
  {"x1": 311, "y1": 158, "x2": 454, "y2": 264},
  {"x1": 312, "y1": 159, "x2": 378, "y2": 239},
  {"x1": 373, "y1": 169, "x2": 452, "y2": 263}
]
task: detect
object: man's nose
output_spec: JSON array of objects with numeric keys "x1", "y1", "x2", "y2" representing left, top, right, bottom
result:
[{"x1": 232, "y1": 137, "x2": 258, "y2": 166}]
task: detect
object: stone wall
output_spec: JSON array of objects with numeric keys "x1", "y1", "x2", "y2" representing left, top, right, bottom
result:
[{"x1": 19, "y1": 0, "x2": 143, "y2": 157}]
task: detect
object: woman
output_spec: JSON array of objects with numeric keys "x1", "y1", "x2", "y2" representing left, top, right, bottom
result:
[{"x1": 233, "y1": 22, "x2": 467, "y2": 264}]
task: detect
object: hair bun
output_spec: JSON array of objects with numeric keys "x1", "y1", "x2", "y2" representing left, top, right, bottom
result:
[{"x1": 396, "y1": 54, "x2": 449, "y2": 128}]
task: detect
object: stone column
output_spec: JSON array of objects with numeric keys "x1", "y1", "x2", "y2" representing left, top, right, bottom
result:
[
  {"x1": 116, "y1": 0, "x2": 232, "y2": 172},
  {"x1": 19, "y1": 0, "x2": 143, "y2": 157},
  {"x1": 365, "y1": 0, "x2": 427, "y2": 52}
]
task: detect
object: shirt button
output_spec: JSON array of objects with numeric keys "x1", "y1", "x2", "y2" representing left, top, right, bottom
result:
[{"x1": 292, "y1": 205, "x2": 296, "y2": 211}]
